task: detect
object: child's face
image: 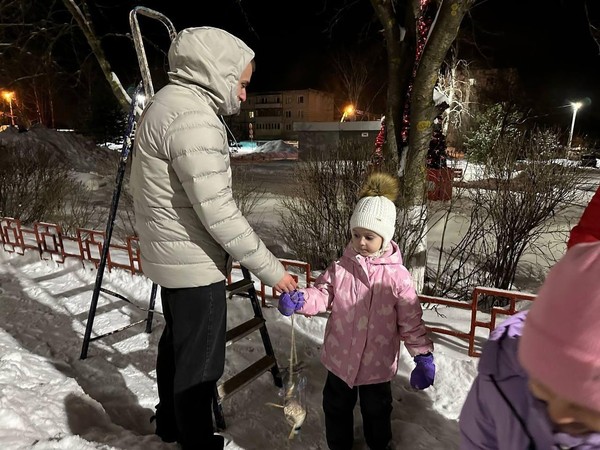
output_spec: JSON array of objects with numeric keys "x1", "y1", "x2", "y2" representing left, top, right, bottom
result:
[
  {"x1": 351, "y1": 227, "x2": 383, "y2": 256},
  {"x1": 529, "y1": 379, "x2": 600, "y2": 435}
]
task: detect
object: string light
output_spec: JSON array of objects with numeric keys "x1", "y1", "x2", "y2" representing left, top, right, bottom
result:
[{"x1": 400, "y1": 0, "x2": 435, "y2": 146}]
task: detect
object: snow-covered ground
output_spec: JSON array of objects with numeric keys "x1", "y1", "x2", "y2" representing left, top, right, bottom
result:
[
  {"x1": 0, "y1": 248, "x2": 487, "y2": 450},
  {"x1": 0, "y1": 147, "x2": 597, "y2": 449}
]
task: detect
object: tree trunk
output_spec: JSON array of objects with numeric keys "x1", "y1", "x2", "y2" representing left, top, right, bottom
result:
[
  {"x1": 62, "y1": 0, "x2": 130, "y2": 112},
  {"x1": 405, "y1": 0, "x2": 474, "y2": 291},
  {"x1": 370, "y1": 0, "x2": 474, "y2": 289},
  {"x1": 370, "y1": 0, "x2": 417, "y2": 167}
]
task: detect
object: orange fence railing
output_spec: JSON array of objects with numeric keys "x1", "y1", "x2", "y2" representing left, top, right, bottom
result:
[
  {"x1": 1, "y1": 217, "x2": 143, "y2": 274},
  {"x1": 1, "y1": 217, "x2": 536, "y2": 357},
  {"x1": 420, "y1": 287, "x2": 536, "y2": 357}
]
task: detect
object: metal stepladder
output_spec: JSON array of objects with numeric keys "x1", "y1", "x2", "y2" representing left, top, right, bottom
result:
[
  {"x1": 215, "y1": 266, "x2": 283, "y2": 430},
  {"x1": 80, "y1": 5, "x2": 282, "y2": 431}
]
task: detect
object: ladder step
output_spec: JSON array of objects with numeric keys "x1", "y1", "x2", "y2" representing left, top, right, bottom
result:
[
  {"x1": 225, "y1": 317, "x2": 265, "y2": 347},
  {"x1": 226, "y1": 278, "x2": 255, "y2": 295},
  {"x1": 217, "y1": 355, "x2": 277, "y2": 401}
]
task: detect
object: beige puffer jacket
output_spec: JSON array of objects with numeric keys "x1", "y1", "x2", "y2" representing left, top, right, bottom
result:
[{"x1": 129, "y1": 27, "x2": 285, "y2": 289}]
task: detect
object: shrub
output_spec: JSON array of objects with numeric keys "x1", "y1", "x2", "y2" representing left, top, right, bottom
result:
[
  {"x1": 465, "y1": 103, "x2": 521, "y2": 164},
  {"x1": 278, "y1": 141, "x2": 371, "y2": 269},
  {"x1": 427, "y1": 128, "x2": 584, "y2": 306},
  {"x1": 0, "y1": 140, "x2": 99, "y2": 231},
  {"x1": 231, "y1": 163, "x2": 266, "y2": 218}
]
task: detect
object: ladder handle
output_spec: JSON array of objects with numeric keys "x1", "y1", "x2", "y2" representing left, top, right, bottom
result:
[{"x1": 128, "y1": 6, "x2": 177, "y2": 98}]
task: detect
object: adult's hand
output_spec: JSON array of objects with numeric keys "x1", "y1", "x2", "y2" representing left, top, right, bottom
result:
[{"x1": 274, "y1": 273, "x2": 297, "y2": 293}]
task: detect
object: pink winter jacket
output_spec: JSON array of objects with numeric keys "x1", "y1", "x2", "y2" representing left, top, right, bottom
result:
[{"x1": 297, "y1": 240, "x2": 433, "y2": 388}]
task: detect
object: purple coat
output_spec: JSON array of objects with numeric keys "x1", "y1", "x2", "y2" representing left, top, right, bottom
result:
[{"x1": 459, "y1": 311, "x2": 600, "y2": 449}]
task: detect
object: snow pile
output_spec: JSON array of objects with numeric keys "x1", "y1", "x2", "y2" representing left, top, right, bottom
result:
[{"x1": 231, "y1": 140, "x2": 298, "y2": 161}]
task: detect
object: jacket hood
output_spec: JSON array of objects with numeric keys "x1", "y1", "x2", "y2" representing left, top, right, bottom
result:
[
  {"x1": 477, "y1": 311, "x2": 528, "y2": 381},
  {"x1": 167, "y1": 27, "x2": 255, "y2": 116},
  {"x1": 477, "y1": 311, "x2": 600, "y2": 448}
]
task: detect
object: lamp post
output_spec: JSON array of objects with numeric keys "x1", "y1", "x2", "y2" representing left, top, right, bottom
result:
[
  {"x1": 568, "y1": 101, "x2": 582, "y2": 149},
  {"x1": 1, "y1": 91, "x2": 15, "y2": 126},
  {"x1": 340, "y1": 104, "x2": 355, "y2": 123}
]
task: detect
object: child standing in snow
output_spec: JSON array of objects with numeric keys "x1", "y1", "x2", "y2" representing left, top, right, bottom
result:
[
  {"x1": 459, "y1": 242, "x2": 600, "y2": 449},
  {"x1": 278, "y1": 172, "x2": 435, "y2": 450}
]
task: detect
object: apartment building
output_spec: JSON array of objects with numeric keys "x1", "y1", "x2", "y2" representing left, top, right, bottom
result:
[{"x1": 227, "y1": 88, "x2": 335, "y2": 142}]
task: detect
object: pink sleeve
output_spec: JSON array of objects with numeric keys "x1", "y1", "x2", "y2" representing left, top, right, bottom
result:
[
  {"x1": 296, "y1": 264, "x2": 336, "y2": 316},
  {"x1": 396, "y1": 273, "x2": 434, "y2": 357}
]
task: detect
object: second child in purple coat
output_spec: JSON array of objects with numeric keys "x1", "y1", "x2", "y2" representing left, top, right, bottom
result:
[
  {"x1": 278, "y1": 172, "x2": 434, "y2": 450},
  {"x1": 459, "y1": 242, "x2": 600, "y2": 449}
]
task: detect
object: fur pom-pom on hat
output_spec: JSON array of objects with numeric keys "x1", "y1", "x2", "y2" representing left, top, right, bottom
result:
[{"x1": 350, "y1": 173, "x2": 399, "y2": 250}]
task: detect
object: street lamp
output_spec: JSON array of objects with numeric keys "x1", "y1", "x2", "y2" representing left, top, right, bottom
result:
[
  {"x1": 568, "y1": 101, "x2": 582, "y2": 149},
  {"x1": 340, "y1": 104, "x2": 355, "y2": 123},
  {"x1": 1, "y1": 91, "x2": 15, "y2": 126}
]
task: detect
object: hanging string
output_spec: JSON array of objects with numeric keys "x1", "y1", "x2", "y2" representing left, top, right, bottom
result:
[
  {"x1": 265, "y1": 314, "x2": 307, "y2": 440},
  {"x1": 288, "y1": 314, "x2": 297, "y2": 387},
  {"x1": 283, "y1": 314, "x2": 306, "y2": 439}
]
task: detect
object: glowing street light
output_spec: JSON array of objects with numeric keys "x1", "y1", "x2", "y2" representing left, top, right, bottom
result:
[
  {"x1": 1, "y1": 91, "x2": 15, "y2": 126},
  {"x1": 340, "y1": 104, "x2": 355, "y2": 123},
  {"x1": 568, "y1": 101, "x2": 583, "y2": 149}
]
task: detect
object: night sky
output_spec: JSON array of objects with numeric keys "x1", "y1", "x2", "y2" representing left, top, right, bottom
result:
[
  {"x1": 465, "y1": 0, "x2": 600, "y2": 139},
  {"x1": 97, "y1": 0, "x2": 600, "y2": 138},
  {"x1": 102, "y1": 0, "x2": 378, "y2": 93}
]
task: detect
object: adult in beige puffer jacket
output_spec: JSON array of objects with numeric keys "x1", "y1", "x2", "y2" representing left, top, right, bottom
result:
[{"x1": 130, "y1": 27, "x2": 297, "y2": 450}]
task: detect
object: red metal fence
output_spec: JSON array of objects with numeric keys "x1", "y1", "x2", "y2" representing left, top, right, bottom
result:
[
  {"x1": 1, "y1": 217, "x2": 143, "y2": 274},
  {"x1": 1, "y1": 216, "x2": 536, "y2": 357},
  {"x1": 420, "y1": 287, "x2": 535, "y2": 357}
]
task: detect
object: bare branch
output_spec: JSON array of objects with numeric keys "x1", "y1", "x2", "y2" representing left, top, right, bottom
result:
[
  {"x1": 61, "y1": 0, "x2": 129, "y2": 111},
  {"x1": 584, "y1": 1, "x2": 600, "y2": 54}
]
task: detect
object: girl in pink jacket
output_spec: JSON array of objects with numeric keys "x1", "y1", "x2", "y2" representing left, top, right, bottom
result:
[{"x1": 278, "y1": 172, "x2": 434, "y2": 450}]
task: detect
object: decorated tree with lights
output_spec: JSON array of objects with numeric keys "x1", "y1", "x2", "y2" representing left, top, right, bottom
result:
[
  {"x1": 426, "y1": 114, "x2": 448, "y2": 169},
  {"x1": 368, "y1": 0, "x2": 475, "y2": 289}
]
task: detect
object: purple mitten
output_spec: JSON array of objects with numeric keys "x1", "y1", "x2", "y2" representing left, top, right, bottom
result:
[
  {"x1": 278, "y1": 291, "x2": 305, "y2": 316},
  {"x1": 410, "y1": 353, "x2": 435, "y2": 390}
]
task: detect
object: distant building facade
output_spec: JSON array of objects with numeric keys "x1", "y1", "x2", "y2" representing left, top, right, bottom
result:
[{"x1": 227, "y1": 89, "x2": 335, "y2": 142}]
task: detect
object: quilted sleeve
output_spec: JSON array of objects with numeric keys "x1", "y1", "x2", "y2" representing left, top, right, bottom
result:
[
  {"x1": 297, "y1": 263, "x2": 337, "y2": 316},
  {"x1": 395, "y1": 268, "x2": 434, "y2": 356},
  {"x1": 166, "y1": 114, "x2": 285, "y2": 286}
]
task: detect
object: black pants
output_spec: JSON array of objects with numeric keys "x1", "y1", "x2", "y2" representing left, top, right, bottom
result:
[
  {"x1": 322, "y1": 371, "x2": 393, "y2": 450},
  {"x1": 155, "y1": 281, "x2": 227, "y2": 450}
]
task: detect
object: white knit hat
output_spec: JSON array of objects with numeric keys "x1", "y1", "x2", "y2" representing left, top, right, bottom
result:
[{"x1": 349, "y1": 173, "x2": 398, "y2": 250}]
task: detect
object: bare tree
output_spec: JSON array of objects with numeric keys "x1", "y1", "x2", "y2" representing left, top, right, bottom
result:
[
  {"x1": 61, "y1": 0, "x2": 130, "y2": 111},
  {"x1": 437, "y1": 46, "x2": 472, "y2": 146},
  {"x1": 278, "y1": 142, "x2": 371, "y2": 269},
  {"x1": 0, "y1": 140, "x2": 94, "y2": 226},
  {"x1": 330, "y1": 49, "x2": 373, "y2": 118},
  {"x1": 0, "y1": 0, "x2": 132, "y2": 128},
  {"x1": 426, "y1": 126, "x2": 584, "y2": 304}
]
